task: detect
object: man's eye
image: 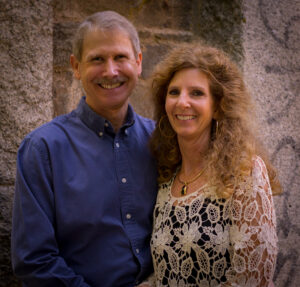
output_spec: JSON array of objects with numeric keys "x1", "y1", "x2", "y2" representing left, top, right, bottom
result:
[
  {"x1": 115, "y1": 55, "x2": 126, "y2": 60},
  {"x1": 92, "y1": 57, "x2": 103, "y2": 62}
]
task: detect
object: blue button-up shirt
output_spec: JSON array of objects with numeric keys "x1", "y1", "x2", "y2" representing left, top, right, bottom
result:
[{"x1": 11, "y1": 97, "x2": 157, "y2": 287}]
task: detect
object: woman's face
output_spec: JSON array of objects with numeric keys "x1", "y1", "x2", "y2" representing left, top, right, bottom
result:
[{"x1": 165, "y1": 68, "x2": 215, "y2": 142}]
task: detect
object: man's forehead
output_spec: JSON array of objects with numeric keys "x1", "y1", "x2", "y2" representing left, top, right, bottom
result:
[
  {"x1": 81, "y1": 28, "x2": 136, "y2": 58},
  {"x1": 84, "y1": 27, "x2": 131, "y2": 44}
]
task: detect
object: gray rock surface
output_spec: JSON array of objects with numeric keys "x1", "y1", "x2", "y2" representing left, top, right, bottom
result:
[
  {"x1": 0, "y1": 0, "x2": 53, "y2": 286},
  {"x1": 243, "y1": 0, "x2": 300, "y2": 285}
]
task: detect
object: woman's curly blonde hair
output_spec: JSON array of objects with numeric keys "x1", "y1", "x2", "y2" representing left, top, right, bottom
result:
[{"x1": 149, "y1": 44, "x2": 282, "y2": 197}]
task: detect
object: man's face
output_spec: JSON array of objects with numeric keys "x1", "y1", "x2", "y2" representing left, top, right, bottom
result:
[{"x1": 71, "y1": 28, "x2": 142, "y2": 116}]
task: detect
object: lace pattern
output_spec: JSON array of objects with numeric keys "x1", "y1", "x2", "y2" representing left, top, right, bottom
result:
[{"x1": 150, "y1": 156, "x2": 278, "y2": 287}]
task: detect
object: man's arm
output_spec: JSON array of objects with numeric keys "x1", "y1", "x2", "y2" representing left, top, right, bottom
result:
[{"x1": 11, "y1": 137, "x2": 90, "y2": 287}]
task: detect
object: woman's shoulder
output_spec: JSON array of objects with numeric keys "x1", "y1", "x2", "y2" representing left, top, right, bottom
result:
[
  {"x1": 156, "y1": 177, "x2": 174, "y2": 203},
  {"x1": 232, "y1": 155, "x2": 272, "y2": 201},
  {"x1": 251, "y1": 155, "x2": 271, "y2": 187},
  {"x1": 252, "y1": 155, "x2": 267, "y2": 173}
]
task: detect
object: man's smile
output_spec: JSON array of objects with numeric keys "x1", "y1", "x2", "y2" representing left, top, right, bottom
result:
[{"x1": 97, "y1": 82, "x2": 124, "y2": 89}]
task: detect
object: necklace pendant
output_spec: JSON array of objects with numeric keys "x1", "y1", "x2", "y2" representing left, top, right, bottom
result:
[{"x1": 181, "y1": 184, "x2": 187, "y2": 196}]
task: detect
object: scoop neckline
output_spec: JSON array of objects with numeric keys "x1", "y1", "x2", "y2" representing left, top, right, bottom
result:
[{"x1": 169, "y1": 174, "x2": 208, "y2": 200}]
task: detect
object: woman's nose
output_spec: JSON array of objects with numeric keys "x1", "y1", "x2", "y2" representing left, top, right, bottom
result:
[{"x1": 176, "y1": 92, "x2": 190, "y2": 108}]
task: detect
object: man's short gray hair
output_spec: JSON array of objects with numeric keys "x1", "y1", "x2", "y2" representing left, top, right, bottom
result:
[{"x1": 72, "y1": 11, "x2": 141, "y2": 61}]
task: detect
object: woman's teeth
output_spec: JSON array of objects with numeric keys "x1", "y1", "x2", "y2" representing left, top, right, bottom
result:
[{"x1": 176, "y1": 115, "x2": 196, "y2": 120}]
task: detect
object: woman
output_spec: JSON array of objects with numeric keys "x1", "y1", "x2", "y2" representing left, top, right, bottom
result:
[{"x1": 145, "y1": 44, "x2": 282, "y2": 287}]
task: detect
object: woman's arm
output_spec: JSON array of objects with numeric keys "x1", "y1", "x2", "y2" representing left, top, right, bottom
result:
[
  {"x1": 228, "y1": 156, "x2": 278, "y2": 287},
  {"x1": 136, "y1": 273, "x2": 155, "y2": 287}
]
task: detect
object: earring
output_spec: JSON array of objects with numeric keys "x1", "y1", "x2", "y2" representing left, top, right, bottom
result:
[{"x1": 216, "y1": 120, "x2": 219, "y2": 135}]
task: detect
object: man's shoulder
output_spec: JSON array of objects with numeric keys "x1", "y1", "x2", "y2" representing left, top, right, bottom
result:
[
  {"x1": 134, "y1": 113, "x2": 155, "y2": 132},
  {"x1": 23, "y1": 112, "x2": 75, "y2": 146}
]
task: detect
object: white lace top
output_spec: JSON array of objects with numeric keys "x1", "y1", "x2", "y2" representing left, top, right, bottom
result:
[{"x1": 149, "y1": 156, "x2": 278, "y2": 287}]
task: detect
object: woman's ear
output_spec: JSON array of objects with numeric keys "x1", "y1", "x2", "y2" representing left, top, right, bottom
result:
[{"x1": 213, "y1": 106, "x2": 220, "y2": 120}]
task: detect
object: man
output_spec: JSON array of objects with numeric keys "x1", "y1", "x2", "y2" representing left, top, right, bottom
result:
[{"x1": 11, "y1": 11, "x2": 157, "y2": 287}]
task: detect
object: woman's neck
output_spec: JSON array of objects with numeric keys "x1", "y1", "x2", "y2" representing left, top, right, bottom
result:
[{"x1": 178, "y1": 132, "x2": 210, "y2": 176}]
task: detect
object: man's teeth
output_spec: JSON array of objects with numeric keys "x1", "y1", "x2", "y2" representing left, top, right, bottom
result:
[
  {"x1": 99, "y1": 82, "x2": 122, "y2": 89},
  {"x1": 176, "y1": 115, "x2": 196, "y2": 120}
]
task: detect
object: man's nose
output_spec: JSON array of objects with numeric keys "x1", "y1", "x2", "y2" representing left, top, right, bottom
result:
[{"x1": 103, "y1": 59, "x2": 118, "y2": 77}]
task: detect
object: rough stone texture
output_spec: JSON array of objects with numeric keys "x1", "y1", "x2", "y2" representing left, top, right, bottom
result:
[
  {"x1": 0, "y1": 0, "x2": 53, "y2": 286},
  {"x1": 1, "y1": 0, "x2": 299, "y2": 286},
  {"x1": 242, "y1": 0, "x2": 300, "y2": 286},
  {"x1": 190, "y1": 0, "x2": 245, "y2": 64}
]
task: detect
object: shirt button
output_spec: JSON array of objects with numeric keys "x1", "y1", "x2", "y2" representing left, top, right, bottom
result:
[
  {"x1": 104, "y1": 122, "x2": 109, "y2": 127},
  {"x1": 121, "y1": 177, "x2": 127, "y2": 183},
  {"x1": 115, "y1": 142, "x2": 120, "y2": 148},
  {"x1": 124, "y1": 129, "x2": 128, "y2": 135},
  {"x1": 126, "y1": 213, "x2": 131, "y2": 219},
  {"x1": 99, "y1": 132, "x2": 103, "y2": 137},
  {"x1": 136, "y1": 248, "x2": 140, "y2": 254}
]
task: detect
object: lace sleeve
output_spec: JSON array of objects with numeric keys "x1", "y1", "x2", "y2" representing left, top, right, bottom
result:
[
  {"x1": 228, "y1": 156, "x2": 278, "y2": 287},
  {"x1": 137, "y1": 273, "x2": 155, "y2": 287}
]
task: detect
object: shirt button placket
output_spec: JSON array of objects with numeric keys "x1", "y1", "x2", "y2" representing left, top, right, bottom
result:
[{"x1": 115, "y1": 135, "x2": 136, "y2": 261}]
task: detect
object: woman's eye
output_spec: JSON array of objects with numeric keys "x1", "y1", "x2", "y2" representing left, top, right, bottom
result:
[
  {"x1": 192, "y1": 90, "x2": 204, "y2": 96},
  {"x1": 168, "y1": 89, "x2": 179, "y2": 96}
]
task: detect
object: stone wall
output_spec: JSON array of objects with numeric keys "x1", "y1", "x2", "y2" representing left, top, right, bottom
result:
[
  {"x1": 243, "y1": 1, "x2": 300, "y2": 285},
  {"x1": 0, "y1": 0, "x2": 53, "y2": 286},
  {"x1": 0, "y1": 0, "x2": 299, "y2": 286}
]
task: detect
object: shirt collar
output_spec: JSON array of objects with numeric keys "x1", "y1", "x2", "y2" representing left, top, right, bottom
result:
[{"x1": 75, "y1": 97, "x2": 135, "y2": 135}]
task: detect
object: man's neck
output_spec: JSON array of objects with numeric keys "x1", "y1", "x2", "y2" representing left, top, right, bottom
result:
[
  {"x1": 110, "y1": 108, "x2": 128, "y2": 132},
  {"x1": 86, "y1": 99, "x2": 129, "y2": 133},
  {"x1": 105, "y1": 105, "x2": 128, "y2": 132}
]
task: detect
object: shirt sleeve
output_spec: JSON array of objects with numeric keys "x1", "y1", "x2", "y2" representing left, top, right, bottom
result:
[
  {"x1": 227, "y1": 156, "x2": 278, "y2": 287},
  {"x1": 11, "y1": 137, "x2": 91, "y2": 287}
]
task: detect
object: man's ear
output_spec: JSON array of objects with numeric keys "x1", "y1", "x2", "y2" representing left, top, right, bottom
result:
[
  {"x1": 136, "y1": 52, "x2": 142, "y2": 76},
  {"x1": 70, "y1": 54, "x2": 81, "y2": 80}
]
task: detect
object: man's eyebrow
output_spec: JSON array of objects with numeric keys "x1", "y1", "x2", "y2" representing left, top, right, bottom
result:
[{"x1": 86, "y1": 53, "x2": 102, "y2": 60}]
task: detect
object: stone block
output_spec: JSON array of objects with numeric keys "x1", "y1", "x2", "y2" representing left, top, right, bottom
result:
[
  {"x1": 53, "y1": 0, "x2": 194, "y2": 31},
  {"x1": 0, "y1": 185, "x2": 19, "y2": 287},
  {"x1": 191, "y1": 0, "x2": 244, "y2": 64},
  {"x1": 53, "y1": 22, "x2": 78, "y2": 67},
  {"x1": 243, "y1": 0, "x2": 300, "y2": 285},
  {"x1": 0, "y1": 0, "x2": 53, "y2": 285},
  {"x1": 53, "y1": 69, "x2": 79, "y2": 116},
  {"x1": 130, "y1": 79, "x2": 154, "y2": 119},
  {"x1": 141, "y1": 43, "x2": 171, "y2": 79}
]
